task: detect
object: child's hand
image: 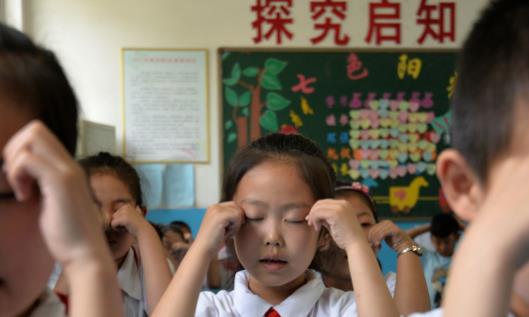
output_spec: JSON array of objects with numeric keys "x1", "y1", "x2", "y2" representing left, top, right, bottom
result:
[
  {"x1": 2, "y1": 121, "x2": 108, "y2": 266},
  {"x1": 473, "y1": 154, "x2": 529, "y2": 268},
  {"x1": 306, "y1": 199, "x2": 367, "y2": 250},
  {"x1": 194, "y1": 202, "x2": 244, "y2": 257},
  {"x1": 368, "y1": 220, "x2": 413, "y2": 253},
  {"x1": 111, "y1": 203, "x2": 147, "y2": 237}
]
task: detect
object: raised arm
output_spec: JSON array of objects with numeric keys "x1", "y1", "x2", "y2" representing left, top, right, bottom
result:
[
  {"x1": 307, "y1": 199, "x2": 399, "y2": 317},
  {"x1": 406, "y1": 224, "x2": 431, "y2": 240},
  {"x1": 3, "y1": 121, "x2": 123, "y2": 317},
  {"x1": 152, "y1": 202, "x2": 244, "y2": 317},
  {"x1": 442, "y1": 157, "x2": 529, "y2": 317},
  {"x1": 111, "y1": 207, "x2": 172, "y2": 314},
  {"x1": 369, "y1": 220, "x2": 430, "y2": 314}
]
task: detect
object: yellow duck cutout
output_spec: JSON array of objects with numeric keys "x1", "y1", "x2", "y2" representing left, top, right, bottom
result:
[{"x1": 389, "y1": 176, "x2": 429, "y2": 213}]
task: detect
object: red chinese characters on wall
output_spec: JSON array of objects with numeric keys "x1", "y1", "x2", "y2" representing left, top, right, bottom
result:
[
  {"x1": 416, "y1": 0, "x2": 456, "y2": 44},
  {"x1": 365, "y1": 0, "x2": 401, "y2": 45},
  {"x1": 251, "y1": 0, "x2": 294, "y2": 44},
  {"x1": 310, "y1": 0, "x2": 350, "y2": 45},
  {"x1": 250, "y1": 0, "x2": 457, "y2": 46}
]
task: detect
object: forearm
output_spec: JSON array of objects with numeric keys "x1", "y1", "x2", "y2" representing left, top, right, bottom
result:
[
  {"x1": 207, "y1": 257, "x2": 221, "y2": 289},
  {"x1": 406, "y1": 224, "x2": 430, "y2": 239},
  {"x1": 151, "y1": 242, "x2": 212, "y2": 317},
  {"x1": 346, "y1": 241, "x2": 399, "y2": 317},
  {"x1": 394, "y1": 253, "x2": 430, "y2": 314},
  {"x1": 65, "y1": 251, "x2": 123, "y2": 317},
  {"x1": 443, "y1": 224, "x2": 515, "y2": 317},
  {"x1": 136, "y1": 224, "x2": 173, "y2": 314}
]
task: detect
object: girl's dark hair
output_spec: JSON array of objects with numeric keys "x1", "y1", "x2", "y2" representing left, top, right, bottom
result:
[
  {"x1": 78, "y1": 152, "x2": 144, "y2": 208},
  {"x1": 334, "y1": 180, "x2": 378, "y2": 222},
  {"x1": 169, "y1": 220, "x2": 192, "y2": 234},
  {"x1": 222, "y1": 133, "x2": 335, "y2": 202},
  {"x1": 0, "y1": 23, "x2": 78, "y2": 154},
  {"x1": 150, "y1": 222, "x2": 165, "y2": 240},
  {"x1": 163, "y1": 225, "x2": 186, "y2": 241}
]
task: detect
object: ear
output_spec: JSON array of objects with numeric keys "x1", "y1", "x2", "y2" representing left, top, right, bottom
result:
[
  {"x1": 317, "y1": 230, "x2": 332, "y2": 251},
  {"x1": 436, "y1": 149, "x2": 484, "y2": 222},
  {"x1": 139, "y1": 206, "x2": 147, "y2": 217}
]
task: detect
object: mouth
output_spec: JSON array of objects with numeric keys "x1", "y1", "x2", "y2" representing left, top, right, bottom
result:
[{"x1": 259, "y1": 257, "x2": 288, "y2": 272}]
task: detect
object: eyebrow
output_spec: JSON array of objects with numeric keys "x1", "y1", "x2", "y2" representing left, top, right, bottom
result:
[
  {"x1": 239, "y1": 199, "x2": 310, "y2": 212},
  {"x1": 278, "y1": 203, "x2": 311, "y2": 213},
  {"x1": 239, "y1": 198, "x2": 268, "y2": 208},
  {"x1": 356, "y1": 211, "x2": 374, "y2": 218}
]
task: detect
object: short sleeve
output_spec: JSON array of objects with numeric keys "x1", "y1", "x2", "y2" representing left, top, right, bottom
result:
[{"x1": 195, "y1": 292, "x2": 219, "y2": 317}]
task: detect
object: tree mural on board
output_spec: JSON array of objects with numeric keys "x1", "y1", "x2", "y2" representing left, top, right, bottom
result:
[{"x1": 223, "y1": 58, "x2": 290, "y2": 148}]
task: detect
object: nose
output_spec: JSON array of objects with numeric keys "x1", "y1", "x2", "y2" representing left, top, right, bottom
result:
[
  {"x1": 264, "y1": 220, "x2": 284, "y2": 247},
  {"x1": 265, "y1": 239, "x2": 281, "y2": 247}
]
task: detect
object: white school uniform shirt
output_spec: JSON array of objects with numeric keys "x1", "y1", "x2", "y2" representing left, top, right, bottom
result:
[
  {"x1": 385, "y1": 271, "x2": 397, "y2": 297},
  {"x1": 118, "y1": 248, "x2": 148, "y2": 317},
  {"x1": 409, "y1": 308, "x2": 515, "y2": 317},
  {"x1": 30, "y1": 289, "x2": 65, "y2": 317},
  {"x1": 196, "y1": 270, "x2": 358, "y2": 317}
]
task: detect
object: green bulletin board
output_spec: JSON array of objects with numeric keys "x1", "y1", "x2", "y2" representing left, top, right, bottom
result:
[{"x1": 220, "y1": 49, "x2": 456, "y2": 220}]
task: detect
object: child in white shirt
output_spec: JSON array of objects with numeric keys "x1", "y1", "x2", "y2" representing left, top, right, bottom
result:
[
  {"x1": 54, "y1": 152, "x2": 173, "y2": 316},
  {"x1": 313, "y1": 182, "x2": 430, "y2": 315},
  {"x1": 152, "y1": 133, "x2": 399, "y2": 317}
]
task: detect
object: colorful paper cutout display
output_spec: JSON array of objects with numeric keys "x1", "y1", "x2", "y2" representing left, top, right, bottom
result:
[{"x1": 327, "y1": 96, "x2": 447, "y2": 182}]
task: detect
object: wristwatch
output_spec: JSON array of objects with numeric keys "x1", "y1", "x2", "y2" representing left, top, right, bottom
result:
[{"x1": 398, "y1": 244, "x2": 423, "y2": 257}]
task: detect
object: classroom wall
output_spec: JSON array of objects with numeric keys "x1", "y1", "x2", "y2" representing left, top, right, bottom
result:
[{"x1": 22, "y1": 0, "x2": 489, "y2": 207}]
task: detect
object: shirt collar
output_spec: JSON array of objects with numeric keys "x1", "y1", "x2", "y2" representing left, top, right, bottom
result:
[
  {"x1": 117, "y1": 249, "x2": 143, "y2": 300},
  {"x1": 234, "y1": 270, "x2": 325, "y2": 317}
]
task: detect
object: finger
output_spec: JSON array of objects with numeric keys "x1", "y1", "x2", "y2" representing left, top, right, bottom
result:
[
  {"x1": 4, "y1": 149, "x2": 54, "y2": 201},
  {"x1": 3, "y1": 121, "x2": 71, "y2": 168},
  {"x1": 307, "y1": 208, "x2": 332, "y2": 232}
]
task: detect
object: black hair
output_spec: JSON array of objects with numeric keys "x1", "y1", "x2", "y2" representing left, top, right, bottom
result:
[
  {"x1": 451, "y1": 0, "x2": 529, "y2": 183},
  {"x1": 149, "y1": 222, "x2": 165, "y2": 240},
  {"x1": 78, "y1": 152, "x2": 144, "y2": 208},
  {"x1": 430, "y1": 213, "x2": 460, "y2": 238},
  {"x1": 334, "y1": 180, "x2": 379, "y2": 222},
  {"x1": 222, "y1": 133, "x2": 335, "y2": 202},
  {"x1": 0, "y1": 23, "x2": 78, "y2": 154},
  {"x1": 169, "y1": 220, "x2": 192, "y2": 234},
  {"x1": 163, "y1": 224, "x2": 186, "y2": 241}
]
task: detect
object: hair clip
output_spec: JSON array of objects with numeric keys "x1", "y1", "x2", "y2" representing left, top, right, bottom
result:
[{"x1": 351, "y1": 182, "x2": 369, "y2": 194}]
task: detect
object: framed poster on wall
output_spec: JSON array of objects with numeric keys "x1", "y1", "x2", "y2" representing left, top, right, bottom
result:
[{"x1": 122, "y1": 48, "x2": 209, "y2": 163}]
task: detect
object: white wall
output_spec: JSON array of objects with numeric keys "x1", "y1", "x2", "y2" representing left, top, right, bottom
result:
[{"x1": 22, "y1": 0, "x2": 489, "y2": 207}]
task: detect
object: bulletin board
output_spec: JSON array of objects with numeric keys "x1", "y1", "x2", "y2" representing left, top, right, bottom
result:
[
  {"x1": 122, "y1": 48, "x2": 209, "y2": 163},
  {"x1": 220, "y1": 48, "x2": 456, "y2": 220}
]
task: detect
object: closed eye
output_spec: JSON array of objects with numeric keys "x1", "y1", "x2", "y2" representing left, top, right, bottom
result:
[
  {"x1": 0, "y1": 191, "x2": 16, "y2": 202},
  {"x1": 285, "y1": 219, "x2": 306, "y2": 224},
  {"x1": 245, "y1": 216, "x2": 264, "y2": 222}
]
